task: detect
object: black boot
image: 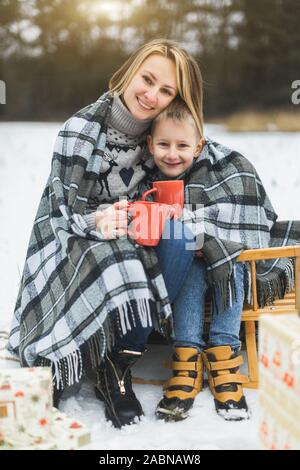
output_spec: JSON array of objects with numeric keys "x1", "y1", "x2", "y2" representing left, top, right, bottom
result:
[
  {"x1": 95, "y1": 349, "x2": 144, "y2": 428},
  {"x1": 52, "y1": 386, "x2": 64, "y2": 408}
]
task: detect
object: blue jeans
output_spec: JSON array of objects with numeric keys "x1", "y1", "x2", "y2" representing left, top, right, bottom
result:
[
  {"x1": 115, "y1": 220, "x2": 195, "y2": 351},
  {"x1": 173, "y1": 258, "x2": 244, "y2": 352},
  {"x1": 115, "y1": 220, "x2": 244, "y2": 352}
]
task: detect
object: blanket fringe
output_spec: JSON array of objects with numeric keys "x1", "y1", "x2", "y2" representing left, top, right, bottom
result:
[
  {"x1": 35, "y1": 298, "x2": 171, "y2": 390},
  {"x1": 211, "y1": 268, "x2": 237, "y2": 314},
  {"x1": 244, "y1": 258, "x2": 295, "y2": 308},
  {"x1": 210, "y1": 257, "x2": 295, "y2": 312}
]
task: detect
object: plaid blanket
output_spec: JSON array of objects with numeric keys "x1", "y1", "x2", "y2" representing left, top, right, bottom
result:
[
  {"x1": 8, "y1": 92, "x2": 172, "y2": 389},
  {"x1": 151, "y1": 137, "x2": 300, "y2": 311}
]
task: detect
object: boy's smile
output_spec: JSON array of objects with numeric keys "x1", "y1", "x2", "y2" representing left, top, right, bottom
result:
[{"x1": 148, "y1": 118, "x2": 205, "y2": 177}]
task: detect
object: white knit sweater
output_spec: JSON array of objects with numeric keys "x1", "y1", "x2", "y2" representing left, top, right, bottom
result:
[{"x1": 83, "y1": 93, "x2": 154, "y2": 230}]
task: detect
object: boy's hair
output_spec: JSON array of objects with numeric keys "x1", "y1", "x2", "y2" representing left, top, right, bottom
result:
[{"x1": 150, "y1": 97, "x2": 200, "y2": 139}]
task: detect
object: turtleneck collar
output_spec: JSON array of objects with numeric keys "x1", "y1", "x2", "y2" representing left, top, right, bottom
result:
[{"x1": 108, "y1": 92, "x2": 152, "y2": 137}]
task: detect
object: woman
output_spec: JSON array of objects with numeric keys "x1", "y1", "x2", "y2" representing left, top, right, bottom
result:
[{"x1": 7, "y1": 39, "x2": 204, "y2": 428}]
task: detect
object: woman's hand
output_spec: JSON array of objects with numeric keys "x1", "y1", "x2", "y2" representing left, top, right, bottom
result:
[{"x1": 95, "y1": 200, "x2": 129, "y2": 240}]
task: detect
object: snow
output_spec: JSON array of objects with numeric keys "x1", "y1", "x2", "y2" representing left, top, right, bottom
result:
[{"x1": 0, "y1": 121, "x2": 299, "y2": 450}]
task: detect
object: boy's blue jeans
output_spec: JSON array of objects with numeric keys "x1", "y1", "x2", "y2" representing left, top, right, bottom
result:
[{"x1": 115, "y1": 220, "x2": 244, "y2": 352}]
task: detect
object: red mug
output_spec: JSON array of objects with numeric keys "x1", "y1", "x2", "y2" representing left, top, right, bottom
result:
[
  {"x1": 141, "y1": 180, "x2": 184, "y2": 218},
  {"x1": 128, "y1": 201, "x2": 174, "y2": 246}
]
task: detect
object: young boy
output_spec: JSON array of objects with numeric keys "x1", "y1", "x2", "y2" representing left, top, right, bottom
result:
[
  {"x1": 147, "y1": 99, "x2": 250, "y2": 422},
  {"x1": 147, "y1": 101, "x2": 205, "y2": 180}
]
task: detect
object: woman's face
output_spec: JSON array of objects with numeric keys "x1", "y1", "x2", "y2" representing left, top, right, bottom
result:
[{"x1": 123, "y1": 54, "x2": 178, "y2": 120}]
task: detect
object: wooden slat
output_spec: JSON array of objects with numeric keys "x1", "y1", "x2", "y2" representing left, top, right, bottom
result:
[
  {"x1": 283, "y1": 292, "x2": 296, "y2": 299},
  {"x1": 237, "y1": 245, "x2": 300, "y2": 262},
  {"x1": 244, "y1": 381, "x2": 259, "y2": 389},
  {"x1": 244, "y1": 321, "x2": 258, "y2": 385},
  {"x1": 272, "y1": 298, "x2": 295, "y2": 305},
  {"x1": 205, "y1": 302, "x2": 296, "y2": 321},
  {"x1": 133, "y1": 377, "x2": 166, "y2": 386},
  {"x1": 204, "y1": 294, "x2": 295, "y2": 311},
  {"x1": 250, "y1": 260, "x2": 258, "y2": 311},
  {"x1": 295, "y1": 255, "x2": 299, "y2": 311},
  {"x1": 242, "y1": 305, "x2": 297, "y2": 320}
]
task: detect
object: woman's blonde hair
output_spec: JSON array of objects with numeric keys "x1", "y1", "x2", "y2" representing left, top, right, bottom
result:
[{"x1": 109, "y1": 38, "x2": 204, "y2": 136}]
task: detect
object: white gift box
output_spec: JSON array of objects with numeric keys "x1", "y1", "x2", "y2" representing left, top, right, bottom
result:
[
  {"x1": 0, "y1": 366, "x2": 90, "y2": 450},
  {"x1": 0, "y1": 408, "x2": 90, "y2": 450},
  {"x1": 0, "y1": 435, "x2": 57, "y2": 450},
  {"x1": 0, "y1": 367, "x2": 53, "y2": 446},
  {"x1": 259, "y1": 379, "x2": 300, "y2": 450},
  {"x1": 259, "y1": 313, "x2": 300, "y2": 450},
  {"x1": 50, "y1": 408, "x2": 90, "y2": 450}
]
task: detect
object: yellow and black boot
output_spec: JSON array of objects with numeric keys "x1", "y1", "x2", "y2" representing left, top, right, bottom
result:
[
  {"x1": 202, "y1": 345, "x2": 250, "y2": 421},
  {"x1": 156, "y1": 347, "x2": 203, "y2": 421}
]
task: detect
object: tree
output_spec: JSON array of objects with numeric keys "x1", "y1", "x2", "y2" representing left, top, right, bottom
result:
[{"x1": 1, "y1": 0, "x2": 300, "y2": 119}]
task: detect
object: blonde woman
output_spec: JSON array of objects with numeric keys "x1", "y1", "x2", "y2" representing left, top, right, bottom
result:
[{"x1": 8, "y1": 39, "x2": 204, "y2": 428}]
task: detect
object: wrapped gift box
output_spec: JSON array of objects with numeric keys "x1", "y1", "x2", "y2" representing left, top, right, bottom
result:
[
  {"x1": 0, "y1": 434, "x2": 57, "y2": 450},
  {"x1": 50, "y1": 408, "x2": 90, "y2": 450},
  {"x1": 260, "y1": 379, "x2": 300, "y2": 450},
  {"x1": 259, "y1": 313, "x2": 300, "y2": 450},
  {"x1": 0, "y1": 408, "x2": 90, "y2": 450},
  {"x1": 0, "y1": 366, "x2": 90, "y2": 450},
  {"x1": 0, "y1": 367, "x2": 53, "y2": 445}
]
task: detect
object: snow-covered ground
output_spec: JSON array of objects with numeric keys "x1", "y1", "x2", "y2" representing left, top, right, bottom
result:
[{"x1": 0, "y1": 122, "x2": 299, "y2": 449}]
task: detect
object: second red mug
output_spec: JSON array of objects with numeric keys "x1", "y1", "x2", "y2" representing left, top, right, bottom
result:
[
  {"x1": 128, "y1": 201, "x2": 174, "y2": 246},
  {"x1": 141, "y1": 180, "x2": 184, "y2": 218}
]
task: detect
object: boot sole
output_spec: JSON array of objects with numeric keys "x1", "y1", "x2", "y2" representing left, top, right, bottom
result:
[
  {"x1": 156, "y1": 407, "x2": 189, "y2": 422},
  {"x1": 214, "y1": 398, "x2": 251, "y2": 421},
  {"x1": 215, "y1": 404, "x2": 251, "y2": 421},
  {"x1": 217, "y1": 410, "x2": 250, "y2": 421}
]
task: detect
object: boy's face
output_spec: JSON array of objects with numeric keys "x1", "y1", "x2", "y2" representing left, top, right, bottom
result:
[{"x1": 147, "y1": 118, "x2": 205, "y2": 177}]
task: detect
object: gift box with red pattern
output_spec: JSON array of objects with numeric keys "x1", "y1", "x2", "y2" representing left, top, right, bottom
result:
[
  {"x1": 259, "y1": 313, "x2": 300, "y2": 450},
  {"x1": 0, "y1": 367, "x2": 53, "y2": 447},
  {"x1": 0, "y1": 366, "x2": 90, "y2": 450},
  {"x1": 50, "y1": 408, "x2": 90, "y2": 450}
]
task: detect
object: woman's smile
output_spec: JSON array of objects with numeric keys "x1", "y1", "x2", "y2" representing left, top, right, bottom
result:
[{"x1": 136, "y1": 96, "x2": 154, "y2": 111}]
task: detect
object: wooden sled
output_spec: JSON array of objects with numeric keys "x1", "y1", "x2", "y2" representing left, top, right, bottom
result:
[{"x1": 133, "y1": 245, "x2": 300, "y2": 389}]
